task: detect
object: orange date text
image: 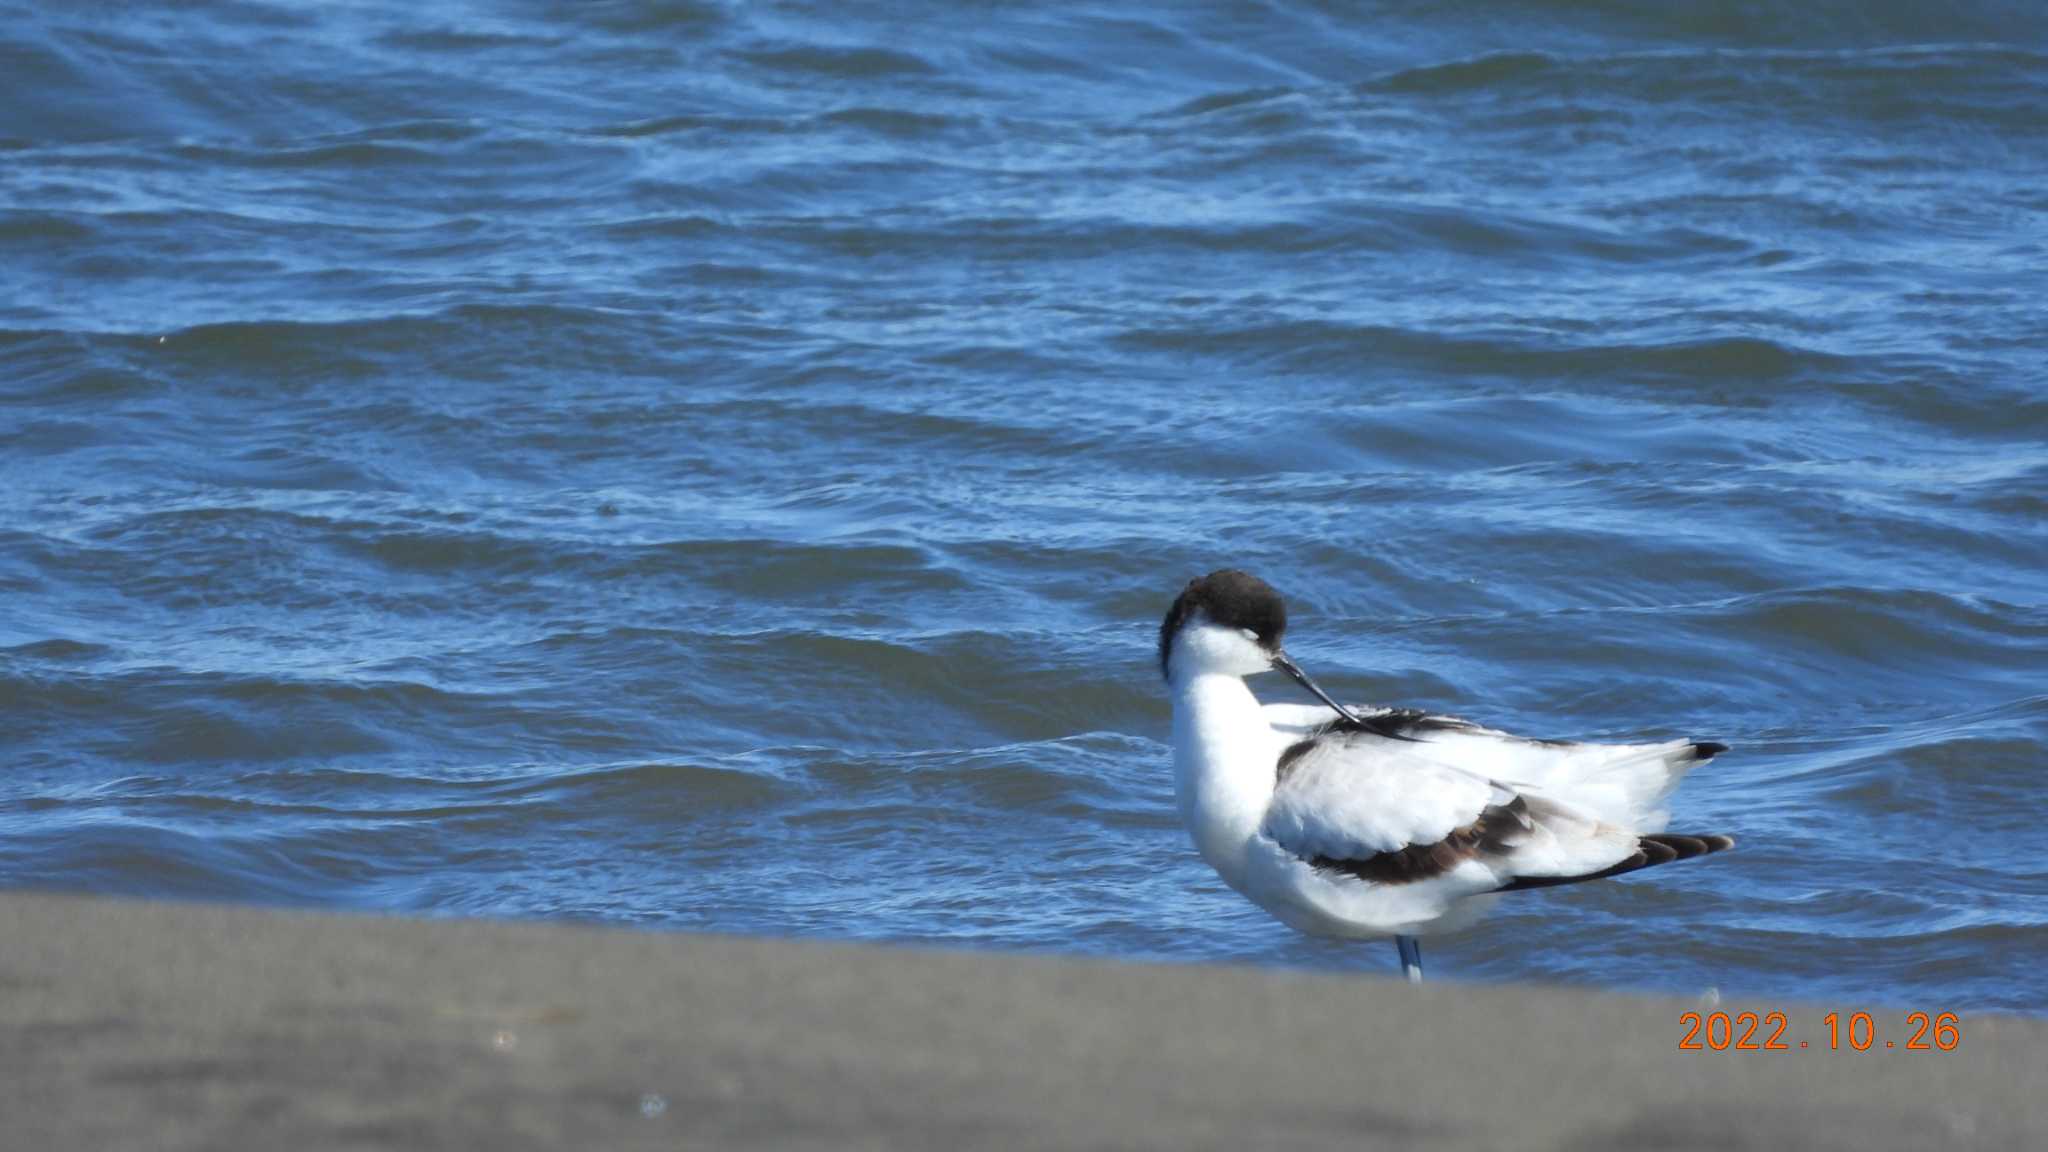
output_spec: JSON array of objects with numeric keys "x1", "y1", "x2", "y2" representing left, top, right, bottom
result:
[{"x1": 1677, "y1": 1011, "x2": 1961, "y2": 1052}]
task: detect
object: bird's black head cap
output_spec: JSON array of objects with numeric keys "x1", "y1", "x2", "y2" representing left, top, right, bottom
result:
[{"x1": 1158, "y1": 569, "x2": 1287, "y2": 679}]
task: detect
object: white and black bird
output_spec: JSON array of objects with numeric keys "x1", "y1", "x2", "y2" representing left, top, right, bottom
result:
[{"x1": 1159, "y1": 569, "x2": 1733, "y2": 982}]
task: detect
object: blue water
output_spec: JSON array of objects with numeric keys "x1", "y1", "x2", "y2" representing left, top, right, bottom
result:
[{"x1": 2, "y1": 2, "x2": 2045, "y2": 1012}]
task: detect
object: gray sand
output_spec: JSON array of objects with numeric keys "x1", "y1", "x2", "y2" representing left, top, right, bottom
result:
[{"x1": 3, "y1": 891, "x2": 2037, "y2": 1150}]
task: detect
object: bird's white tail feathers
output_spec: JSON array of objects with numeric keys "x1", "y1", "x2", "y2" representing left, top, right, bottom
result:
[{"x1": 1541, "y1": 740, "x2": 1724, "y2": 833}]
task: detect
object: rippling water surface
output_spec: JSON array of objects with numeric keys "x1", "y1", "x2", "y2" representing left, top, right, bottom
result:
[{"x1": 3, "y1": 2, "x2": 2045, "y2": 1011}]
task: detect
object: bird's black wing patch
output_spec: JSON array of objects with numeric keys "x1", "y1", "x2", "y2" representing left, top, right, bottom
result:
[
  {"x1": 1307, "y1": 795, "x2": 1536, "y2": 886},
  {"x1": 1279, "y1": 708, "x2": 1596, "y2": 769},
  {"x1": 1331, "y1": 707, "x2": 1472, "y2": 742},
  {"x1": 1275, "y1": 710, "x2": 1490, "y2": 780},
  {"x1": 1327, "y1": 707, "x2": 1581, "y2": 746}
]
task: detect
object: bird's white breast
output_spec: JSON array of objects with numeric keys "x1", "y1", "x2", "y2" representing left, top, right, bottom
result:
[{"x1": 1169, "y1": 671, "x2": 1283, "y2": 891}]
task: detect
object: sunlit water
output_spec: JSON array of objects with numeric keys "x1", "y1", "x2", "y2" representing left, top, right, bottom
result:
[{"x1": 3, "y1": 2, "x2": 2044, "y2": 1012}]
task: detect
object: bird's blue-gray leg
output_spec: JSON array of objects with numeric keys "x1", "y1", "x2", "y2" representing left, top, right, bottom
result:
[{"x1": 1395, "y1": 935, "x2": 1423, "y2": 984}]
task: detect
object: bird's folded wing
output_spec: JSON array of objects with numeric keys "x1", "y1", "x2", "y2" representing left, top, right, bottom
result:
[
  {"x1": 1263, "y1": 703, "x2": 1583, "y2": 776},
  {"x1": 1261, "y1": 702, "x2": 1714, "y2": 828},
  {"x1": 1261, "y1": 727, "x2": 1641, "y2": 885},
  {"x1": 1261, "y1": 731, "x2": 1503, "y2": 860}
]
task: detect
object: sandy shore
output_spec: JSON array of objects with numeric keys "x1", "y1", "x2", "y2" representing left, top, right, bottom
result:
[{"x1": 2, "y1": 890, "x2": 2038, "y2": 1150}]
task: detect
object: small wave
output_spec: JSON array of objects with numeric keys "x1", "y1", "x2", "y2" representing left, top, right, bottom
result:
[
  {"x1": 0, "y1": 211, "x2": 97, "y2": 244},
  {"x1": 375, "y1": 27, "x2": 566, "y2": 53},
  {"x1": 1372, "y1": 50, "x2": 1557, "y2": 96},
  {"x1": 755, "y1": 733, "x2": 1172, "y2": 823},
  {"x1": 736, "y1": 43, "x2": 938, "y2": 79},
  {"x1": 171, "y1": 140, "x2": 443, "y2": 170},
  {"x1": 495, "y1": 759, "x2": 794, "y2": 815},
  {"x1": 1363, "y1": 43, "x2": 2048, "y2": 133},
  {"x1": 0, "y1": 638, "x2": 110, "y2": 662},
  {"x1": 338, "y1": 526, "x2": 556, "y2": 577},
  {"x1": 598, "y1": 214, "x2": 734, "y2": 238},
  {"x1": 1113, "y1": 319, "x2": 1839, "y2": 386},
  {"x1": 0, "y1": 823, "x2": 321, "y2": 903},
  {"x1": 588, "y1": 113, "x2": 788, "y2": 139},
  {"x1": 152, "y1": 303, "x2": 675, "y2": 374},
  {"x1": 549, "y1": 0, "x2": 728, "y2": 34},
  {"x1": 1701, "y1": 586, "x2": 2046, "y2": 698},
  {"x1": 816, "y1": 107, "x2": 967, "y2": 137},
  {"x1": 2, "y1": 661, "x2": 542, "y2": 767}
]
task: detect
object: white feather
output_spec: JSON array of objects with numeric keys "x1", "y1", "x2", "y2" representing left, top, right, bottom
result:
[{"x1": 1262, "y1": 702, "x2": 1706, "y2": 831}]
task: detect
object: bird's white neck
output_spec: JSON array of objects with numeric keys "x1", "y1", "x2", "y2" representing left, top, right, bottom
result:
[{"x1": 1169, "y1": 670, "x2": 1281, "y2": 886}]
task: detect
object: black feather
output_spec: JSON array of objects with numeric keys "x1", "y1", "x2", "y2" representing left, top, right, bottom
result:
[
  {"x1": 1157, "y1": 569, "x2": 1287, "y2": 678},
  {"x1": 1309, "y1": 797, "x2": 1536, "y2": 885},
  {"x1": 1497, "y1": 831, "x2": 1736, "y2": 892}
]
